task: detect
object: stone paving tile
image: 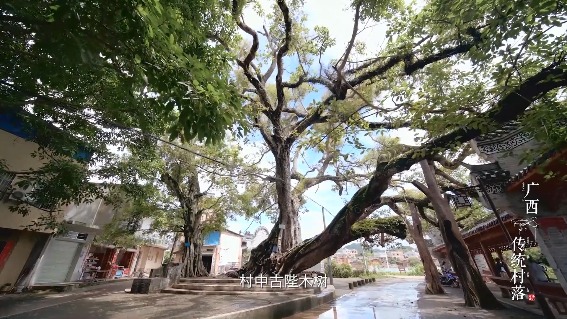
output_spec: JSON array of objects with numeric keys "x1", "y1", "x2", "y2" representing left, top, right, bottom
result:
[
  {"x1": 417, "y1": 283, "x2": 545, "y2": 319},
  {"x1": 1, "y1": 288, "x2": 301, "y2": 319}
]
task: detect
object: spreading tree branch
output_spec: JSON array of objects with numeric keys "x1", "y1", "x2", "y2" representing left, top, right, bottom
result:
[
  {"x1": 232, "y1": 1, "x2": 272, "y2": 110},
  {"x1": 289, "y1": 30, "x2": 484, "y2": 142},
  {"x1": 260, "y1": 25, "x2": 278, "y2": 83},
  {"x1": 337, "y1": 2, "x2": 362, "y2": 74},
  {"x1": 435, "y1": 168, "x2": 469, "y2": 189},
  {"x1": 417, "y1": 205, "x2": 439, "y2": 228},
  {"x1": 274, "y1": 0, "x2": 292, "y2": 113},
  {"x1": 431, "y1": 145, "x2": 473, "y2": 169},
  {"x1": 264, "y1": 49, "x2": 567, "y2": 277},
  {"x1": 348, "y1": 28, "x2": 483, "y2": 88}
]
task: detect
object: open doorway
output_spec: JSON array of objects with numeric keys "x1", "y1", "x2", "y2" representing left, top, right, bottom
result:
[{"x1": 202, "y1": 255, "x2": 212, "y2": 273}]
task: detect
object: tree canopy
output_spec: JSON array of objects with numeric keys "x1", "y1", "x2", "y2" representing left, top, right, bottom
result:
[{"x1": 1, "y1": 0, "x2": 245, "y2": 226}]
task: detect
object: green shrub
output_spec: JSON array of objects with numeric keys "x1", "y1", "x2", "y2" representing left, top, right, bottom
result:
[
  {"x1": 407, "y1": 263, "x2": 425, "y2": 276},
  {"x1": 331, "y1": 262, "x2": 354, "y2": 278}
]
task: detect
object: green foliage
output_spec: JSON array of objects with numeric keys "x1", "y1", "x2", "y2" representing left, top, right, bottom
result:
[
  {"x1": 352, "y1": 216, "x2": 407, "y2": 240},
  {"x1": 370, "y1": 0, "x2": 567, "y2": 146},
  {"x1": 407, "y1": 262, "x2": 424, "y2": 276},
  {"x1": 2, "y1": 0, "x2": 242, "y2": 145},
  {"x1": 96, "y1": 184, "x2": 166, "y2": 247},
  {"x1": 408, "y1": 257, "x2": 421, "y2": 268},
  {"x1": 520, "y1": 99, "x2": 567, "y2": 152},
  {"x1": 331, "y1": 262, "x2": 355, "y2": 278},
  {"x1": 355, "y1": 0, "x2": 405, "y2": 21},
  {"x1": 112, "y1": 138, "x2": 273, "y2": 240},
  {"x1": 1, "y1": 0, "x2": 244, "y2": 228}
]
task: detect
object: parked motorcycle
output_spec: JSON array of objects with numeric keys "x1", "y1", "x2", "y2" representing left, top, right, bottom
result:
[{"x1": 439, "y1": 270, "x2": 460, "y2": 288}]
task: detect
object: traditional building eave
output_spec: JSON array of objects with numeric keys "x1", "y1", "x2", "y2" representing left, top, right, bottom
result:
[{"x1": 507, "y1": 147, "x2": 567, "y2": 191}]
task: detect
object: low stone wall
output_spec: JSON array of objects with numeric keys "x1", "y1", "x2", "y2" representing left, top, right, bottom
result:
[
  {"x1": 203, "y1": 288, "x2": 336, "y2": 319},
  {"x1": 130, "y1": 264, "x2": 182, "y2": 293}
]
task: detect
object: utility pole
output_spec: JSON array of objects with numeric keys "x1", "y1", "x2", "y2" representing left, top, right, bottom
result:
[
  {"x1": 361, "y1": 244, "x2": 368, "y2": 274},
  {"x1": 322, "y1": 206, "x2": 334, "y2": 285}
]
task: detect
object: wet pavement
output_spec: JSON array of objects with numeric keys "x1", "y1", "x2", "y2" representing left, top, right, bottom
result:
[
  {"x1": 284, "y1": 277, "x2": 421, "y2": 319},
  {"x1": 284, "y1": 276, "x2": 546, "y2": 319}
]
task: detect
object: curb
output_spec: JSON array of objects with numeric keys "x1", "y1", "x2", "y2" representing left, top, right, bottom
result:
[{"x1": 201, "y1": 287, "x2": 336, "y2": 319}]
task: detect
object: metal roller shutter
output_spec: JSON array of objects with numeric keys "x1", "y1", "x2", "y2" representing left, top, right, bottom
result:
[{"x1": 34, "y1": 240, "x2": 80, "y2": 284}]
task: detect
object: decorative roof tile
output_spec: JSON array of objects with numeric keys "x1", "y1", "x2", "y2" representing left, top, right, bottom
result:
[{"x1": 476, "y1": 120, "x2": 523, "y2": 143}]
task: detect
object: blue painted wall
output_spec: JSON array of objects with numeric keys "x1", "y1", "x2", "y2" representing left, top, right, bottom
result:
[
  {"x1": 0, "y1": 111, "x2": 93, "y2": 161},
  {"x1": 203, "y1": 231, "x2": 221, "y2": 246}
]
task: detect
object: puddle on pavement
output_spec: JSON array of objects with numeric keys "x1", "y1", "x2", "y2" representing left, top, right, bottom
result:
[{"x1": 285, "y1": 281, "x2": 421, "y2": 319}]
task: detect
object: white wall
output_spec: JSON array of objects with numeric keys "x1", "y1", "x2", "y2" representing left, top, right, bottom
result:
[
  {"x1": 250, "y1": 228, "x2": 269, "y2": 249},
  {"x1": 218, "y1": 232, "x2": 242, "y2": 271},
  {"x1": 63, "y1": 199, "x2": 116, "y2": 228},
  {"x1": 134, "y1": 218, "x2": 170, "y2": 249}
]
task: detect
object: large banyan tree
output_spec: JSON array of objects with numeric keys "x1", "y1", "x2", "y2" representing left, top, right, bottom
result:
[{"x1": 222, "y1": 0, "x2": 567, "y2": 277}]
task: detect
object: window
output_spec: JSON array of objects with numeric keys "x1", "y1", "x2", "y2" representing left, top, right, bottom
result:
[{"x1": 0, "y1": 171, "x2": 16, "y2": 198}]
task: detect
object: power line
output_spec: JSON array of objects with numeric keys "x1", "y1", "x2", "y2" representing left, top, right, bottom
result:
[
  {"x1": 37, "y1": 102, "x2": 356, "y2": 225},
  {"x1": 76, "y1": 107, "x2": 348, "y2": 224},
  {"x1": 47, "y1": 103, "x2": 283, "y2": 183},
  {"x1": 302, "y1": 193, "x2": 336, "y2": 218}
]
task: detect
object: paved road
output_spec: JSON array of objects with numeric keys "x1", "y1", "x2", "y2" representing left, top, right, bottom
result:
[
  {"x1": 284, "y1": 276, "x2": 546, "y2": 319},
  {"x1": 0, "y1": 279, "x2": 304, "y2": 319},
  {"x1": 0, "y1": 280, "x2": 134, "y2": 319},
  {"x1": 285, "y1": 277, "x2": 421, "y2": 319}
]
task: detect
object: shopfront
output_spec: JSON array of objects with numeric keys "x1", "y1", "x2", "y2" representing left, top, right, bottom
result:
[
  {"x1": 86, "y1": 244, "x2": 137, "y2": 279},
  {"x1": 31, "y1": 231, "x2": 88, "y2": 285}
]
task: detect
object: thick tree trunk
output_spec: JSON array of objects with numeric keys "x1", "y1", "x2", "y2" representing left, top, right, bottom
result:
[
  {"x1": 238, "y1": 216, "x2": 406, "y2": 276},
  {"x1": 240, "y1": 171, "x2": 402, "y2": 276},
  {"x1": 277, "y1": 216, "x2": 406, "y2": 275},
  {"x1": 408, "y1": 203, "x2": 445, "y2": 295},
  {"x1": 273, "y1": 146, "x2": 301, "y2": 252},
  {"x1": 161, "y1": 162, "x2": 207, "y2": 278},
  {"x1": 181, "y1": 228, "x2": 208, "y2": 277},
  {"x1": 418, "y1": 160, "x2": 503, "y2": 309},
  {"x1": 238, "y1": 214, "x2": 282, "y2": 276},
  {"x1": 237, "y1": 144, "x2": 302, "y2": 276}
]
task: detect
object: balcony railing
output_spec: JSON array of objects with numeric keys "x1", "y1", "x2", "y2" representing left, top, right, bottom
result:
[{"x1": 0, "y1": 171, "x2": 16, "y2": 198}]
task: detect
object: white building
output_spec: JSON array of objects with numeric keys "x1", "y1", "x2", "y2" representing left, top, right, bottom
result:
[{"x1": 243, "y1": 226, "x2": 269, "y2": 251}]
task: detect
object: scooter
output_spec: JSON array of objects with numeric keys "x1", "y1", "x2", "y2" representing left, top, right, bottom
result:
[{"x1": 439, "y1": 270, "x2": 460, "y2": 288}]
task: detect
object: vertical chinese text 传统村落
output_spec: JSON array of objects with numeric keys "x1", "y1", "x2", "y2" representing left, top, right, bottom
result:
[{"x1": 510, "y1": 182, "x2": 539, "y2": 300}]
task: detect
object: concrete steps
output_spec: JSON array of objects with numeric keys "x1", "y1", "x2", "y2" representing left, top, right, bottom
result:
[
  {"x1": 178, "y1": 278, "x2": 241, "y2": 284},
  {"x1": 172, "y1": 283, "x2": 316, "y2": 292},
  {"x1": 162, "y1": 277, "x2": 322, "y2": 296},
  {"x1": 162, "y1": 288, "x2": 315, "y2": 296}
]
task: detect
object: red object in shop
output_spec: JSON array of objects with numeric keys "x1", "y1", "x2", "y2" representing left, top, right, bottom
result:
[{"x1": 0, "y1": 241, "x2": 15, "y2": 271}]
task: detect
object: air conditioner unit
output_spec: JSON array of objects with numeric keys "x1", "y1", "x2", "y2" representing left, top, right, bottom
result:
[{"x1": 9, "y1": 186, "x2": 35, "y2": 203}]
